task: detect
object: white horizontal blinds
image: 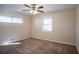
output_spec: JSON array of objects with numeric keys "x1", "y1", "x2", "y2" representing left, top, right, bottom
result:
[
  {"x1": 11, "y1": 18, "x2": 22, "y2": 23},
  {"x1": 43, "y1": 17, "x2": 52, "y2": 24},
  {"x1": 43, "y1": 16, "x2": 52, "y2": 32},
  {"x1": 0, "y1": 15, "x2": 22, "y2": 23},
  {"x1": 0, "y1": 15, "x2": 11, "y2": 23}
]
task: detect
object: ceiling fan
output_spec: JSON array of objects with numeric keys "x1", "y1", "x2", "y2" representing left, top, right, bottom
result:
[{"x1": 22, "y1": 4, "x2": 44, "y2": 14}]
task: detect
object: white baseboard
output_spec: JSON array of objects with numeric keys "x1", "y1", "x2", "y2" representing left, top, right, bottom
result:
[
  {"x1": 32, "y1": 37, "x2": 75, "y2": 46},
  {"x1": 0, "y1": 37, "x2": 75, "y2": 46},
  {"x1": 0, "y1": 37, "x2": 30, "y2": 46}
]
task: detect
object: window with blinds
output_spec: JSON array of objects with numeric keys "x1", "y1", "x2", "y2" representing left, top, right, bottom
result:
[
  {"x1": 42, "y1": 16, "x2": 53, "y2": 32},
  {"x1": 0, "y1": 15, "x2": 22, "y2": 23}
]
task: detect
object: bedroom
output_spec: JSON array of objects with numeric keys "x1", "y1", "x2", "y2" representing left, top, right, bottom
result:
[{"x1": 0, "y1": 4, "x2": 79, "y2": 54}]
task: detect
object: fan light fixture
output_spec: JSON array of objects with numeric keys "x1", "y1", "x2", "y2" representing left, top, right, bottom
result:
[
  {"x1": 23, "y1": 4, "x2": 44, "y2": 14},
  {"x1": 30, "y1": 10, "x2": 37, "y2": 14}
]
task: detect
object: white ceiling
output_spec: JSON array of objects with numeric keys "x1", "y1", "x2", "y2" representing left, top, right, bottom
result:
[{"x1": 0, "y1": 4, "x2": 77, "y2": 15}]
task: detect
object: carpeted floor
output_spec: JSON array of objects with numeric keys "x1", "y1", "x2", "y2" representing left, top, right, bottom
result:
[{"x1": 0, "y1": 38, "x2": 78, "y2": 54}]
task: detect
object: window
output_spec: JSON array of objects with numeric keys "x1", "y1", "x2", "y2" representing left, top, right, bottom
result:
[
  {"x1": 0, "y1": 15, "x2": 11, "y2": 23},
  {"x1": 42, "y1": 16, "x2": 52, "y2": 32},
  {"x1": 0, "y1": 15, "x2": 22, "y2": 23},
  {"x1": 11, "y1": 18, "x2": 22, "y2": 23}
]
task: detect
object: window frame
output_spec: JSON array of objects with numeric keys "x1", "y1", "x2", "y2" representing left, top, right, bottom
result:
[
  {"x1": 0, "y1": 15, "x2": 11, "y2": 23},
  {"x1": 42, "y1": 16, "x2": 53, "y2": 32},
  {"x1": 0, "y1": 15, "x2": 22, "y2": 24},
  {"x1": 11, "y1": 17, "x2": 22, "y2": 24}
]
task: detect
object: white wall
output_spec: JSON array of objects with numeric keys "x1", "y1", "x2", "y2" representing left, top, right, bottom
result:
[
  {"x1": 0, "y1": 9, "x2": 31, "y2": 45},
  {"x1": 76, "y1": 6, "x2": 79, "y2": 53},
  {"x1": 0, "y1": 8, "x2": 76, "y2": 46},
  {"x1": 31, "y1": 9, "x2": 76, "y2": 45}
]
